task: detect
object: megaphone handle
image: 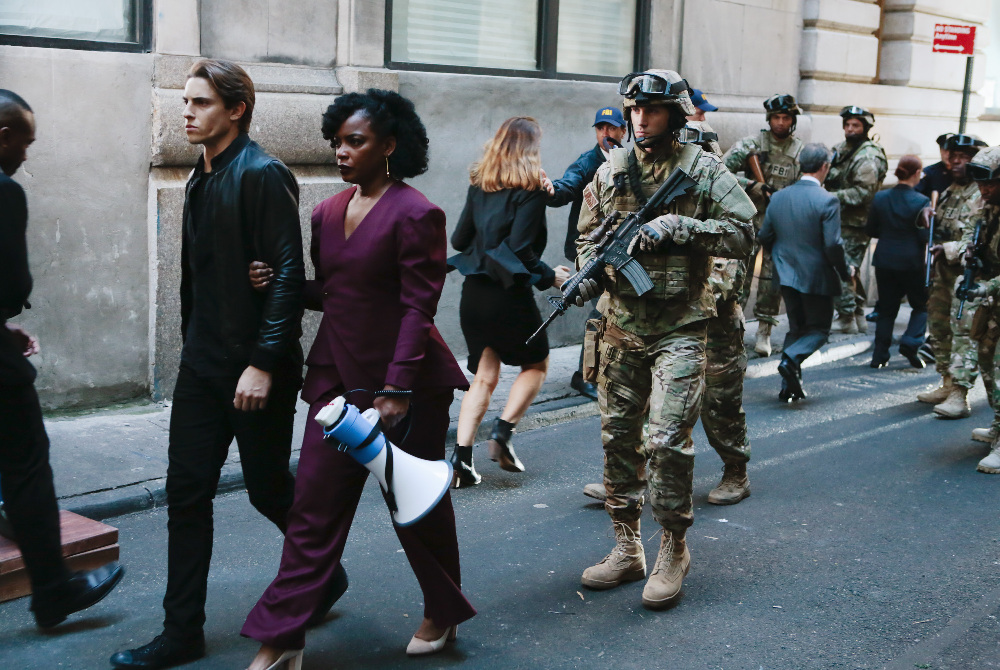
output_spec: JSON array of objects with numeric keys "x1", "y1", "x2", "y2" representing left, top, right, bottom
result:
[{"x1": 382, "y1": 437, "x2": 398, "y2": 515}]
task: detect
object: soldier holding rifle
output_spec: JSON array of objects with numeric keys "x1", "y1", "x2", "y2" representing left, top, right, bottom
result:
[
  {"x1": 918, "y1": 134, "x2": 988, "y2": 420},
  {"x1": 723, "y1": 94, "x2": 805, "y2": 356},
  {"x1": 563, "y1": 70, "x2": 754, "y2": 609},
  {"x1": 950, "y1": 146, "x2": 1000, "y2": 473}
]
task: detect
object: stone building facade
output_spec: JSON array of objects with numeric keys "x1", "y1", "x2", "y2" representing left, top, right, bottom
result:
[{"x1": 0, "y1": 0, "x2": 997, "y2": 408}]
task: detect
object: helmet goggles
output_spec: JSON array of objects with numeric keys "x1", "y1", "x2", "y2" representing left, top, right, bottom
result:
[
  {"x1": 966, "y1": 162, "x2": 1000, "y2": 182},
  {"x1": 945, "y1": 134, "x2": 988, "y2": 152},
  {"x1": 619, "y1": 72, "x2": 689, "y2": 100},
  {"x1": 763, "y1": 94, "x2": 799, "y2": 113},
  {"x1": 676, "y1": 126, "x2": 719, "y2": 145}
]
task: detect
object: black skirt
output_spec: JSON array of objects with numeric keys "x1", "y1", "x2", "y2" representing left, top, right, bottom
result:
[{"x1": 460, "y1": 275, "x2": 549, "y2": 373}]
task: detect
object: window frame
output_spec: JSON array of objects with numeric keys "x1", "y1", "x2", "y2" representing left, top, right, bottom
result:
[
  {"x1": 0, "y1": 0, "x2": 153, "y2": 53},
  {"x1": 384, "y1": 0, "x2": 650, "y2": 82}
]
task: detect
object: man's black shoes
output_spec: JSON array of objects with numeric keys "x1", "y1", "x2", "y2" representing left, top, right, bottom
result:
[
  {"x1": 900, "y1": 343, "x2": 928, "y2": 369},
  {"x1": 32, "y1": 561, "x2": 125, "y2": 629},
  {"x1": 571, "y1": 371, "x2": 598, "y2": 401},
  {"x1": 777, "y1": 358, "x2": 805, "y2": 402},
  {"x1": 110, "y1": 633, "x2": 205, "y2": 669},
  {"x1": 306, "y1": 562, "x2": 349, "y2": 627}
]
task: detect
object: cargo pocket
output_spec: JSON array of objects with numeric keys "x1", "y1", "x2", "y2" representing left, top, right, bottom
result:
[{"x1": 582, "y1": 318, "x2": 603, "y2": 383}]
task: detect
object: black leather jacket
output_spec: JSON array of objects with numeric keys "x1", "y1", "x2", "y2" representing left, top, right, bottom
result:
[{"x1": 180, "y1": 133, "x2": 305, "y2": 374}]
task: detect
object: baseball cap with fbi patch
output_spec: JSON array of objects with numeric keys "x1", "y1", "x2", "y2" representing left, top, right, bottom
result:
[{"x1": 593, "y1": 106, "x2": 626, "y2": 128}]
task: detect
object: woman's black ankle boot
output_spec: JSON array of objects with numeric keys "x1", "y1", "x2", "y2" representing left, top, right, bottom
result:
[
  {"x1": 487, "y1": 418, "x2": 525, "y2": 472},
  {"x1": 450, "y1": 445, "x2": 481, "y2": 488}
]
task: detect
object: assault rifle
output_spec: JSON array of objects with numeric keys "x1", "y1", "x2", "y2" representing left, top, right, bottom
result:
[
  {"x1": 525, "y1": 167, "x2": 698, "y2": 345},
  {"x1": 925, "y1": 190, "x2": 939, "y2": 288},
  {"x1": 956, "y1": 220, "x2": 983, "y2": 319}
]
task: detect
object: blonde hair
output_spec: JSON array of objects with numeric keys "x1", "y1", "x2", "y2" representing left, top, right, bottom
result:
[{"x1": 470, "y1": 117, "x2": 542, "y2": 192}]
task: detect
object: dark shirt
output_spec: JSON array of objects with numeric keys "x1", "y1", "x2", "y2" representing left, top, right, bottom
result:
[
  {"x1": 865, "y1": 184, "x2": 930, "y2": 272},
  {"x1": 448, "y1": 186, "x2": 555, "y2": 290},
  {"x1": 0, "y1": 173, "x2": 36, "y2": 385},
  {"x1": 547, "y1": 145, "x2": 606, "y2": 261},
  {"x1": 915, "y1": 161, "x2": 952, "y2": 197}
]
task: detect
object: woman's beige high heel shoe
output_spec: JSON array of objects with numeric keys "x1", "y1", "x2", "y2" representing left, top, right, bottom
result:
[
  {"x1": 405, "y1": 625, "x2": 456, "y2": 656},
  {"x1": 253, "y1": 649, "x2": 303, "y2": 670}
]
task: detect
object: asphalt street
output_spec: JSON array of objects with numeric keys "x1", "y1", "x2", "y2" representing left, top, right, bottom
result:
[{"x1": 2, "y1": 351, "x2": 999, "y2": 669}]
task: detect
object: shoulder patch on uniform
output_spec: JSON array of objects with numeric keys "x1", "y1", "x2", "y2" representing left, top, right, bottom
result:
[{"x1": 583, "y1": 184, "x2": 599, "y2": 211}]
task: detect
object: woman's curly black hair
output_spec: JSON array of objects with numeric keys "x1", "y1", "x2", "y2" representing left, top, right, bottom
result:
[{"x1": 321, "y1": 89, "x2": 430, "y2": 179}]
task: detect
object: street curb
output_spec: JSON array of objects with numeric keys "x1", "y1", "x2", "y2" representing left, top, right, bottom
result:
[{"x1": 66, "y1": 334, "x2": 872, "y2": 522}]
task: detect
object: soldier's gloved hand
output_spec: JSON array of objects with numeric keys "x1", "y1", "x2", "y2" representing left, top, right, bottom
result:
[
  {"x1": 632, "y1": 214, "x2": 687, "y2": 253},
  {"x1": 566, "y1": 277, "x2": 601, "y2": 307},
  {"x1": 747, "y1": 181, "x2": 773, "y2": 201},
  {"x1": 958, "y1": 283, "x2": 987, "y2": 300}
]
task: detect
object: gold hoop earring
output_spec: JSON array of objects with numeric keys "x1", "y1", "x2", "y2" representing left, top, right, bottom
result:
[{"x1": 385, "y1": 155, "x2": 391, "y2": 177}]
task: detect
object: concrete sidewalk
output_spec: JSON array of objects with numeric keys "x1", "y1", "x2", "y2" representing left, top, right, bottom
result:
[{"x1": 43, "y1": 308, "x2": 888, "y2": 521}]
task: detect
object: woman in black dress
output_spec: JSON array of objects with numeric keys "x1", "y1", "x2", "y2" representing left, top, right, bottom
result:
[{"x1": 448, "y1": 117, "x2": 571, "y2": 486}]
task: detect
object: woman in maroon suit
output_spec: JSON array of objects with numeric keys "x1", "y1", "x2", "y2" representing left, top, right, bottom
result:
[{"x1": 242, "y1": 90, "x2": 475, "y2": 669}]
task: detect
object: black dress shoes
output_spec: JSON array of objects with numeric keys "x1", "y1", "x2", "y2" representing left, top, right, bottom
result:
[
  {"x1": 570, "y1": 371, "x2": 598, "y2": 401},
  {"x1": 777, "y1": 357, "x2": 806, "y2": 402},
  {"x1": 899, "y1": 344, "x2": 927, "y2": 369},
  {"x1": 110, "y1": 633, "x2": 205, "y2": 669},
  {"x1": 32, "y1": 561, "x2": 124, "y2": 629},
  {"x1": 306, "y1": 562, "x2": 349, "y2": 628}
]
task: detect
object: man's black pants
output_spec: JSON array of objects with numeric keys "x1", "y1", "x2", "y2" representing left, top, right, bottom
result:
[
  {"x1": 162, "y1": 366, "x2": 300, "y2": 640},
  {"x1": 781, "y1": 286, "x2": 834, "y2": 368},
  {"x1": 0, "y1": 383, "x2": 71, "y2": 595},
  {"x1": 873, "y1": 267, "x2": 928, "y2": 360}
]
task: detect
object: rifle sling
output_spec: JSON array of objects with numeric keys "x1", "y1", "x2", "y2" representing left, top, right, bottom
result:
[{"x1": 626, "y1": 150, "x2": 648, "y2": 207}]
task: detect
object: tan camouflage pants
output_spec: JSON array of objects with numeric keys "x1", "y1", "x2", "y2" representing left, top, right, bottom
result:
[
  {"x1": 835, "y1": 227, "x2": 870, "y2": 318},
  {"x1": 597, "y1": 320, "x2": 707, "y2": 535},
  {"x1": 739, "y1": 240, "x2": 781, "y2": 326},
  {"x1": 927, "y1": 261, "x2": 962, "y2": 375},
  {"x1": 972, "y1": 301, "x2": 1000, "y2": 430},
  {"x1": 702, "y1": 300, "x2": 751, "y2": 466},
  {"x1": 948, "y1": 282, "x2": 989, "y2": 395}
]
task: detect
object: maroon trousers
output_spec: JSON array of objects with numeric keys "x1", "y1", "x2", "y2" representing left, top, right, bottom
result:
[{"x1": 241, "y1": 389, "x2": 475, "y2": 650}]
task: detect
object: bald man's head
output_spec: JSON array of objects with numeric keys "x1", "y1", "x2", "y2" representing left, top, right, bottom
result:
[{"x1": 0, "y1": 90, "x2": 35, "y2": 176}]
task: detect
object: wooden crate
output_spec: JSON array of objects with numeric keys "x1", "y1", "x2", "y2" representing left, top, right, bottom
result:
[{"x1": 0, "y1": 510, "x2": 119, "y2": 603}]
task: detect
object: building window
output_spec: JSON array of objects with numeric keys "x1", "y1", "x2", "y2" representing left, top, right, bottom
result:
[
  {"x1": 982, "y1": 0, "x2": 1000, "y2": 114},
  {"x1": 0, "y1": 0, "x2": 151, "y2": 52},
  {"x1": 387, "y1": 0, "x2": 647, "y2": 80}
]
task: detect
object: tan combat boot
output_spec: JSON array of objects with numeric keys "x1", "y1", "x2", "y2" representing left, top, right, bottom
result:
[
  {"x1": 641, "y1": 530, "x2": 690, "y2": 610},
  {"x1": 707, "y1": 463, "x2": 750, "y2": 505},
  {"x1": 977, "y1": 443, "x2": 1000, "y2": 473},
  {"x1": 581, "y1": 520, "x2": 645, "y2": 589},
  {"x1": 971, "y1": 427, "x2": 997, "y2": 444},
  {"x1": 854, "y1": 311, "x2": 868, "y2": 334},
  {"x1": 833, "y1": 313, "x2": 858, "y2": 334},
  {"x1": 582, "y1": 483, "x2": 607, "y2": 501},
  {"x1": 754, "y1": 323, "x2": 772, "y2": 357},
  {"x1": 917, "y1": 374, "x2": 954, "y2": 404},
  {"x1": 934, "y1": 386, "x2": 971, "y2": 419}
]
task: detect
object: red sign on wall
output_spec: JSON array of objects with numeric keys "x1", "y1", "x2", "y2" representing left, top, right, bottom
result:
[{"x1": 933, "y1": 24, "x2": 976, "y2": 55}]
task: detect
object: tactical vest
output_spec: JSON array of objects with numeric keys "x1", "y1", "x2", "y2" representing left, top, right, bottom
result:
[
  {"x1": 759, "y1": 130, "x2": 802, "y2": 191},
  {"x1": 828, "y1": 140, "x2": 888, "y2": 192},
  {"x1": 605, "y1": 144, "x2": 707, "y2": 301},
  {"x1": 936, "y1": 181, "x2": 979, "y2": 244}
]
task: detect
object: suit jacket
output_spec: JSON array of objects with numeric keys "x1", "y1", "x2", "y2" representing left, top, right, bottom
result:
[
  {"x1": 865, "y1": 184, "x2": 930, "y2": 272},
  {"x1": 547, "y1": 145, "x2": 605, "y2": 260},
  {"x1": 0, "y1": 174, "x2": 36, "y2": 386},
  {"x1": 759, "y1": 177, "x2": 850, "y2": 296},
  {"x1": 301, "y1": 182, "x2": 469, "y2": 404}
]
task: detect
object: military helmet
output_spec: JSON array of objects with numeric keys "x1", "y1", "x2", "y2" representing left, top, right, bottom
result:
[
  {"x1": 677, "y1": 121, "x2": 721, "y2": 156},
  {"x1": 967, "y1": 146, "x2": 1000, "y2": 181},
  {"x1": 936, "y1": 132, "x2": 955, "y2": 148},
  {"x1": 840, "y1": 105, "x2": 875, "y2": 128},
  {"x1": 618, "y1": 70, "x2": 696, "y2": 115},
  {"x1": 945, "y1": 133, "x2": 988, "y2": 154},
  {"x1": 763, "y1": 93, "x2": 802, "y2": 117}
]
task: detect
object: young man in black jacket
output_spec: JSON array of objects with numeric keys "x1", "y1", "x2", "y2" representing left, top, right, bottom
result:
[
  {"x1": 542, "y1": 107, "x2": 625, "y2": 401},
  {"x1": 0, "y1": 90, "x2": 124, "y2": 628},
  {"x1": 111, "y1": 60, "x2": 321, "y2": 669}
]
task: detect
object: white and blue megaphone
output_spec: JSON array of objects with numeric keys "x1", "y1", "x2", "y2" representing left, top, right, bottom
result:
[{"x1": 315, "y1": 396, "x2": 453, "y2": 527}]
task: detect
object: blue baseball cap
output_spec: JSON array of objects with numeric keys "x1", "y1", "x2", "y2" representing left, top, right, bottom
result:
[
  {"x1": 690, "y1": 89, "x2": 718, "y2": 112},
  {"x1": 593, "y1": 106, "x2": 626, "y2": 128}
]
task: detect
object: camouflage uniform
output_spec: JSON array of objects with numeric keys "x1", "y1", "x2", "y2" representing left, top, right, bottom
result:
[
  {"x1": 702, "y1": 258, "x2": 751, "y2": 466},
  {"x1": 826, "y1": 138, "x2": 888, "y2": 317},
  {"x1": 723, "y1": 130, "x2": 803, "y2": 326},
  {"x1": 578, "y1": 143, "x2": 755, "y2": 533},
  {"x1": 928, "y1": 181, "x2": 981, "y2": 376}
]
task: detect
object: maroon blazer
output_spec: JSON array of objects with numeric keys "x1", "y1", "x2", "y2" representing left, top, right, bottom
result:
[{"x1": 300, "y1": 182, "x2": 469, "y2": 405}]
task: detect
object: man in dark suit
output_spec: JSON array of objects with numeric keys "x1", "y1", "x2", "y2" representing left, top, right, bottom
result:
[
  {"x1": 759, "y1": 143, "x2": 852, "y2": 401},
  {"x1": 542, "y1": 107, "x2": 625, "y2": 400},
  {"x1": 0, "y1": 89, "x2": 124, "y2": 629}
]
